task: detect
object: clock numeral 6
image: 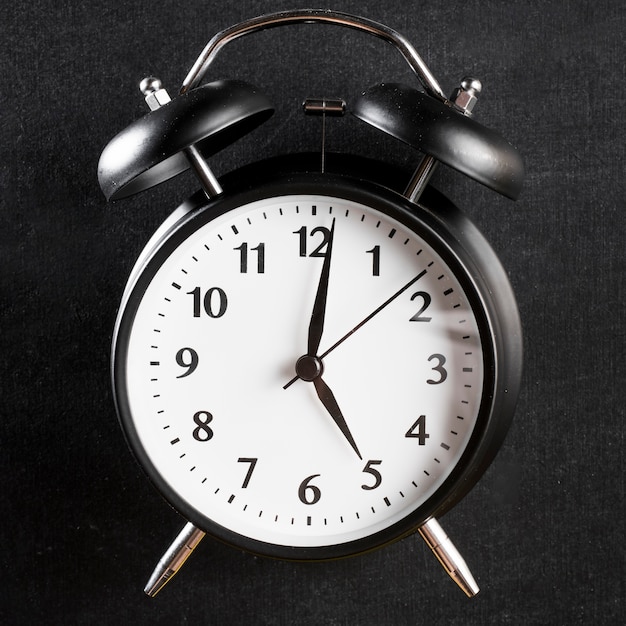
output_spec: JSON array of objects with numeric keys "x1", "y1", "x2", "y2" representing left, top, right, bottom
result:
[
  {"x1": 405, "y1": 414, "x2": 430, "y2": 445},
  {"x1": 192, "y1": 410, "x2": 214, "y2": 442},
  {"x1": 187, "y1": 286, "x2": 228, "y2": 318},
  {"x1": 298, "y1": 474, "x2": 322, "y2": 505},
  {"x1": 175, "y1": 347, "x2": 199, "y2": 378}
]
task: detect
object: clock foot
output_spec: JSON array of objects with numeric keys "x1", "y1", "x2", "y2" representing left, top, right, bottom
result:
[
  {"x1": 418, "y1": 518, "x2": 480, "y2": 597},
  {"x1": 144, "y1": 521, "x2": 206, "y2": 597}
]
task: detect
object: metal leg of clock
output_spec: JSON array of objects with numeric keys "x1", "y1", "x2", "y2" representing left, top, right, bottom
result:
[
  {"x1": 418, "y1": 518, "x2": 480, "y2": 597},
  {"x1": 144, "y1": 522, "x2": 206, "y2": 597}
]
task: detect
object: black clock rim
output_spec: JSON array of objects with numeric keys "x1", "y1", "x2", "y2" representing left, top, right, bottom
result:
[{"x1": 112, "y1": 160, "x2": 522, "y2": 561}]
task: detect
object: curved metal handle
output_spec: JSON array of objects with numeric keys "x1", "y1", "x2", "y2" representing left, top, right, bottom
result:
[{"x1": 180, "y1": 9, "x2": 445, "y2": 99}]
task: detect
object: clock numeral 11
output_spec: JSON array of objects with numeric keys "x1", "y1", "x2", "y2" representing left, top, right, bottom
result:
[{"x1": 234, "y1": 242, "x2": 265, "y2": 273}]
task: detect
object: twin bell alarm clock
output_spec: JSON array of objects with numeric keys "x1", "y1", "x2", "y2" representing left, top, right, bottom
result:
[{"x1": 98, "y1": 9, "x2": 524, "y2": 597}]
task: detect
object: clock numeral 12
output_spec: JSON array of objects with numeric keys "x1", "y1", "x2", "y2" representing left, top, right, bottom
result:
[{"x1": 293, "y1": 226, "x2": 331, "y2": 257}]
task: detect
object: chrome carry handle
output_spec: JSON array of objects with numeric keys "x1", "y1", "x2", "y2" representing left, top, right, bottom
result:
[{"x1": 181, "y1": 9, "x2": 446, "y2": 99}]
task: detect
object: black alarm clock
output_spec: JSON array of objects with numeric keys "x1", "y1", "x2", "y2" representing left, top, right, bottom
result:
[{"x1": 98, "y1": 9, "x2": 524, "y2": 598}]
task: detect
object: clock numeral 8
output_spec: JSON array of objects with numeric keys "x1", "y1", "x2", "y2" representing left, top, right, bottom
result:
[{"x1": 192, "y1": 410, "x2": 214, "y2": 442}]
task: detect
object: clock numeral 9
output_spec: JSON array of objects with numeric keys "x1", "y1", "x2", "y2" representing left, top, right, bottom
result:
[
  {"x1": 192, "y1": 410, "x2": 214, "y2": 442},
  {"x1": 298, "y1": 474, "x2": 322, "y2": 505},
  {"x1": 405, "y1": 414, "x2": 430, "y2": 445},
  {"x1": 187, "y1": 286, "x2": 228, "y2": 318},
  {"x1": 175, "y1": 347, "x2": 199, "y2": 378},
  {"x1": 409, "y1": 291, "x2": 432, "y2": 322},
  {"x1": 293, "y1": 226, "x2": 331, "y2": 257}
]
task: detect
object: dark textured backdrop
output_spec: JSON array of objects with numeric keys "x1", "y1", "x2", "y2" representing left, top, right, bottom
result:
[{"x1": 2, "y1": 0, "x2": 624, "y2": 623}]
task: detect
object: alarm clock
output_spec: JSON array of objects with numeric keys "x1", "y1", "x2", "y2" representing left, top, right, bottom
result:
[{"x1": 98, "y1": 9, "x2": 524, "y2": 598}]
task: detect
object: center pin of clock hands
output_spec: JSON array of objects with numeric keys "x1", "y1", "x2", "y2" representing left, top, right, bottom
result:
[{"x1": 287, "y1": 218, "x2": 363, "y2": 460}]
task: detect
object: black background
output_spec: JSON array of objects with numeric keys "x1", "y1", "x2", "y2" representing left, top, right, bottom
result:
[{"x1": 2, "y1": 0, "x2": 624, "y2": 624}]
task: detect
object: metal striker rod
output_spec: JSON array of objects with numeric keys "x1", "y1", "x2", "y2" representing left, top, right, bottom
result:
[{"x1": 139, "y1": 76, "x2": 223, "y2": 199}]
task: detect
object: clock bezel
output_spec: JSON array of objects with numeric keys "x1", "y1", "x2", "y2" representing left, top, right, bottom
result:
[{"x1": 112, "y1": 162, "x2": 522, "y2": 560}]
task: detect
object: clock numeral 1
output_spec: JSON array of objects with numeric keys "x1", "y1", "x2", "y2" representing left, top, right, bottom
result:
[
  {"x1": 187, "y1": 286, "x2": 228, "y2": 318},
  {"x1": 298, "y1": 474, "x2": 322, "y2": 505},
  {"x1": 192, "y1": 410, "x2": 214, "y2": 442},
  {"x1": 405, "y1": 414, "x2": 430, "y2": 445},
  {"x1": 293, "y1": 226, "x2": 331, "y2": 257},
  {"x1": 366, "y1": 245, "x2": 380, "y2": 276},
  {"x1": 237, "y1": 457, "x2": 258, "y2": 488},
  {"x1": 234, "y1": 242, "x2": 265, "y2": 273}
]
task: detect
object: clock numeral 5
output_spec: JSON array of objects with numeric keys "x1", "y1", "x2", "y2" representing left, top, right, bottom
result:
[
  {"x1": 293, "y1": 226, "x2": 331, "y2": 257},
  {"x1": 187, "y1": 286, "x2": 228, "y2": 318},
  {"x1": 361, "y1": 460, "x2": 383, "y2": 490},
  {"x1": 405, "y1": 414, "x2": 430, "y2": 445}
]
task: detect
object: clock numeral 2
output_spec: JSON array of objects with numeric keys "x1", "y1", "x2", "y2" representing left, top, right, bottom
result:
[
  {"x1": 405, "y1": 415, "x2": 430, "y2": 445},
  {"x1": 187, "y1": 286, "x2": 228, "y2": 318},
  {"x1": 234, "y1": 242, "x2": 265, "y2": 273},
  {"x1": 409, "y1": 291, "x2": 432, "y2": 322}
]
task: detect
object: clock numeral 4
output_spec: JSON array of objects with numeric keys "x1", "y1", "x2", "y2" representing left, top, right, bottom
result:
[
  {"x1": 187, "y1": 286, "x2": 228, "y2": 318},
  {"x1": 405, "y1": 414, "x2": 430, "y2": 445}
]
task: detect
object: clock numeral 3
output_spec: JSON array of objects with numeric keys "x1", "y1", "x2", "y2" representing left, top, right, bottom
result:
[
  {"x1": 192, "y1": 410, "x2": 214, "y2": 442},
  {"x1": 405, "y1": 414, "x2": 430, "y2": 445},
  {"x1": 187, "y1": 286, "x2": 228, "y2": 318},
  {"x1": 426, "y1": 353, "x2": 447, "y2": 384}
]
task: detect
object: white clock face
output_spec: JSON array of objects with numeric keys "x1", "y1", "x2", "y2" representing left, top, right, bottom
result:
[{"x1": 119, "y1": 191, "x2": 487, "y2": 553}]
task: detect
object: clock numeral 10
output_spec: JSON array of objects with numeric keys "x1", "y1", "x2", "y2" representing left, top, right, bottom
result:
[
  {"x1": 234, "y1": 242, "x2": 265, "y2": 273},
  {"x1": 187, "y1": 286, "x2": 228, "y2": 318}
]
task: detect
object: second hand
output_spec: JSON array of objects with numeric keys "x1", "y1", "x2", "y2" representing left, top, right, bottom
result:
[{"x1": 283, "y1": 269, "x2": 427, "y2": 389}]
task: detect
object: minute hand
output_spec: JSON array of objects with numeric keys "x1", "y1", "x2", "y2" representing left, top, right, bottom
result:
[{"x1": 284, "y1": 269, "x2": 427, "y2": 389}]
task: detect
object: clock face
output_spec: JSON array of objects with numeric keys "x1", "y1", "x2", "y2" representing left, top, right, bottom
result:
[{"x1": 115, "y1": 181, "x2": 493, "y2": 557}]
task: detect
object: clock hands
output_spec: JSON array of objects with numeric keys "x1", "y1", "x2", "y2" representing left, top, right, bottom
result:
[
  {"x1": 284, "y1": 268, "x2": 427, "y2": 389},
  {"x1": 288, "y1": 219, "x2": 362, "y2": 459}
]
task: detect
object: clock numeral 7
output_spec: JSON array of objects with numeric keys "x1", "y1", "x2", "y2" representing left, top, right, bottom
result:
[{"x1": 237, "y1": 457, "x2": 258, "y2": 488}]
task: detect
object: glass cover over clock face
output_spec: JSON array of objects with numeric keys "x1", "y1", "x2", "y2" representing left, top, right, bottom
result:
[{"x1": 118, "y1": 190, "x2": 487, "y2": 553}]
